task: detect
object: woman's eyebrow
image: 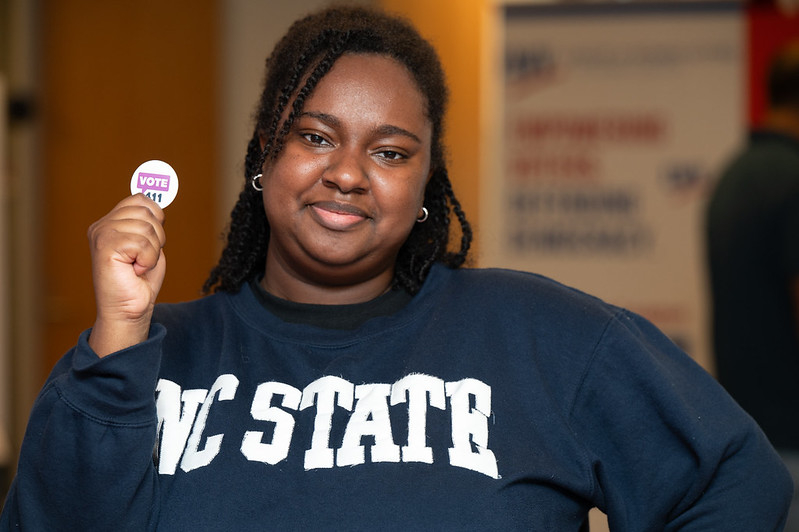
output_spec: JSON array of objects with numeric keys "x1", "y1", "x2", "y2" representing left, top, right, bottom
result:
[
  {"x1": 301, "y1": 111, "x2": 422, "y2": 144},
  {"x1": 302, "y1": 111, "x2": 340, "y2": 128},
  {"x1": 375, "y1": 124, "x2": 421, "y2": 144}
]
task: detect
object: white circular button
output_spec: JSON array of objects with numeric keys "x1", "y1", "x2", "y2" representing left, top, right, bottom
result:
[{"x1": 130, "y1": 160, "x2": 179, "y2": 208}]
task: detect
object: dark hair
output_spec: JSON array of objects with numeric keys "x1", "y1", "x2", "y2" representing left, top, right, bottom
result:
[
  {"x1": 768, "y1": 40, "x2": 799, "y2": 109},
  {"x1": 203, "y1": 5, "x2": 472, "y2": 295}
]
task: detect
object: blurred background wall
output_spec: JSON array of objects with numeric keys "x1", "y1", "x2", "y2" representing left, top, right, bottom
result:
[{"x1": 0, "y1": 0, "x2": 798, "y2": 512}]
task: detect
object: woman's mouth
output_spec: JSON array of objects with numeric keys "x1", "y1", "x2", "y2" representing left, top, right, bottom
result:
[{"x1": 308, "y1": 201, "x2": 369, "y2": 230}]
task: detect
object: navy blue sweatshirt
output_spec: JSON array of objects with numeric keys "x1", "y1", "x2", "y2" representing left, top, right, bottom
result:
[{"x1": 2, "y1": 266, "x2": 792, "y2": 530}]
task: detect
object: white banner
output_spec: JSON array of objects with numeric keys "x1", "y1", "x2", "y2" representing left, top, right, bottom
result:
[{"x1": 481, "y1": 2, "x2": 745, "y2": 370}]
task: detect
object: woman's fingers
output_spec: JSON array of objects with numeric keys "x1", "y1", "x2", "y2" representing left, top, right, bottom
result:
[{"x1": 87, "y1": 194, "x2": 168, "y2": 356}]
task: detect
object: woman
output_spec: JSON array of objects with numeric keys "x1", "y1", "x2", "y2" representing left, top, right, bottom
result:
[{"x1": 1, "y1": 6, "x2": 791, "y2": 531}]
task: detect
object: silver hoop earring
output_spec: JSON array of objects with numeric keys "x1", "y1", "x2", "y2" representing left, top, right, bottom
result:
[
  {"x1": 251, "y1": 173, "x2": 263, "y2": 192},
  {"x1": 416, "y1": 207, "x2": 429, "y2": 223}
]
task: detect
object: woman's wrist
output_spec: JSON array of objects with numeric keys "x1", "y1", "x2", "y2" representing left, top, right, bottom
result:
[{"x1": 88, "y1": 315, "x2": 152, "y2": 357}]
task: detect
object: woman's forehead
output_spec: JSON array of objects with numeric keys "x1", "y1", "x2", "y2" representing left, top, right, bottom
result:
[
  {"x1": 304, "y1": 52, "x2": 427, "y2": 107},
  {"x1": 301, "y1": 54, "x2": 431, "y2": 132}
]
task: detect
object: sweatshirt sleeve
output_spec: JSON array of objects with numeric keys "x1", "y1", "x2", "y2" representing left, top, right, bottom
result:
[
  {"x1": 569, "y1": 310, "x2": 792, "y2": 531},
  {"x1": 1, "y1": 325, "x2": 166, "y2": 531}
]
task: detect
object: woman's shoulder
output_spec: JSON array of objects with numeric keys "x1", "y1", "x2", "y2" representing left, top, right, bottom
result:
[
  {"x1": 433, "y1": 265, "x2": 620, "y2": 320},
  {"x1": 150, "y1": 289, "x2": 252, "y2": 370},
  {"x1": 151, "y1": 289, "x2": 236, "y2": 330}
]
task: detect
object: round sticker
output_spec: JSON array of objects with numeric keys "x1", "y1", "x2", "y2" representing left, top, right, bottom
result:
[{"x1": 130, "y1": 160, "x2": 179, "y2": 208}]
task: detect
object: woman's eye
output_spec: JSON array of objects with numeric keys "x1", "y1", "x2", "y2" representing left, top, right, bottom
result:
[
  {"x1": 377, "y1": 150, "x2": 405, "y2": 161},
  {"x1": 302, "y1": 133, "x2": 329, "y2": 146}
]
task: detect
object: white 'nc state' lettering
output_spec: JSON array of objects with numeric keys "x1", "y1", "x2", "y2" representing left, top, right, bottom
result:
[{"x1": 155, "y1": 373, "x2": 499, "y2": 479}]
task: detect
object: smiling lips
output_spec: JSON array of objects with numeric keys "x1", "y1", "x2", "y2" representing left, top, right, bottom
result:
[{"x1": 309, "y1": 201, "x2": 370, "y2": 230}]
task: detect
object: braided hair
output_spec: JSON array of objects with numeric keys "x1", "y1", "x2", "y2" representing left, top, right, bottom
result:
[{"x1": 203, "y1": 6, "x2": 472, "y2": 295}]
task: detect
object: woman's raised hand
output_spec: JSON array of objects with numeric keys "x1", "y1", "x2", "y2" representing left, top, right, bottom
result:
[{"x1": 87, "y1": 194, "x2": 167, "y2": 357}]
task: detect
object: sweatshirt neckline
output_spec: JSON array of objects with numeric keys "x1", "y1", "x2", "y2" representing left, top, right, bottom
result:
[
  {"x1": 226, "y1": 264, "x2": 447, "y2": 347},
  {"x1": 249, "y1": 277, "x2": 413, "y2": 331}
]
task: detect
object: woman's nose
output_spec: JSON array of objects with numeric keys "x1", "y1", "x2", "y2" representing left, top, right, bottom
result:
[{"x1": 322, "y1": 149, "x2": 369, "y2": 193}]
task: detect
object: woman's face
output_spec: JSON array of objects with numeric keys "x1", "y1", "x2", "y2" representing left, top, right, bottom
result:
[{"x1": 261, "y1": 53, "x2": 433, "y2": 300}]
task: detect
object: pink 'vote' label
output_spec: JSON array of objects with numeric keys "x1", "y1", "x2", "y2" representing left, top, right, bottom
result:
[{"x1": 137, "y1": 172, "x2": 171, "y2": 194}]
